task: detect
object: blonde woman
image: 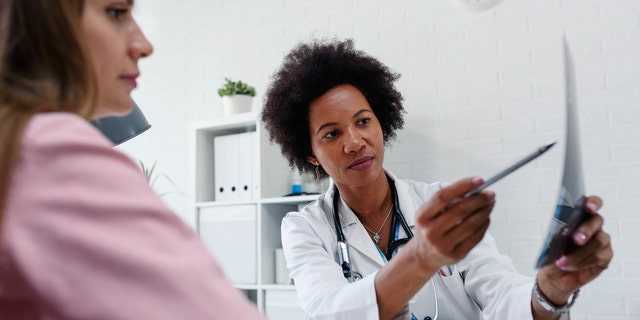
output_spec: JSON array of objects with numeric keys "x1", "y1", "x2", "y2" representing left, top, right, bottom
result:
[{"x1": 0, "y1": 1, "x2": 265, "y2": 319}]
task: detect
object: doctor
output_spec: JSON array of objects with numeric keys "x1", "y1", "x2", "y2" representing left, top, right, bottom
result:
[{"x1": 260, "y1": 39, "x2": 612, "y2": 320}]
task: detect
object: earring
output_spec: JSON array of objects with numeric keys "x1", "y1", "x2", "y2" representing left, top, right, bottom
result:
[{"x1": 315, "y1": 161, "x2": 320, "y2": 180}]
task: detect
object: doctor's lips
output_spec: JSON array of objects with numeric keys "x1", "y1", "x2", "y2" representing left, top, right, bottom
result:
[{"x1": 348, "y1": 156, "x2": 373, "y2": 170}]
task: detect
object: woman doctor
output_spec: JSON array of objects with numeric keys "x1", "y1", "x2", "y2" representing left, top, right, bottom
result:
[{"x1": 261, "y1": 39, "x2": 612, "y2": 320}]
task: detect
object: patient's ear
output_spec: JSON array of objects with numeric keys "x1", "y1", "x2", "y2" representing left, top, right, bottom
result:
[{"x1": 306, "y1": 156, "x2": 318, "y2": 166}]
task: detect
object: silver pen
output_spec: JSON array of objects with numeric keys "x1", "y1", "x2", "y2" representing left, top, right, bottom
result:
[{"x1": 464, "y1": 141, "x2": 557, "y2": 198}]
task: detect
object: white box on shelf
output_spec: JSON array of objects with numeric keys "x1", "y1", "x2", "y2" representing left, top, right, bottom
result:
[
  {"x1": 265, "y1": 290, "x2": 305, "y2": 320},
  {"x1": 199, "y1": 205, "x2": 257, "y2": 284},
  {"x1": 274, "y1": 248, "x2": 291, "y2": 285}
]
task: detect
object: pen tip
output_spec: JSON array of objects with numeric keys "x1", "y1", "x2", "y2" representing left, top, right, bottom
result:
[{"x1": 541, "y1": 140, "x2": 557, "y2": 152}]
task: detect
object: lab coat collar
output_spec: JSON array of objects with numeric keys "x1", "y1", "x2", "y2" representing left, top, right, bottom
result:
[
  {"x1": 324, "y1": 185, "x2": 386, "y2": 267},
  {"x1": 324, "y1": 170, "x2": 423, "y2": 268},
  {"x1": 386, "y1": 170, "x2": 420, "y2": 229}
]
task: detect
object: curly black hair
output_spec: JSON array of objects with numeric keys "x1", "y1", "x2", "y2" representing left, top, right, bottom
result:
[{"x1": 261, "y1": 38, "x2": 405, "y2": 179}]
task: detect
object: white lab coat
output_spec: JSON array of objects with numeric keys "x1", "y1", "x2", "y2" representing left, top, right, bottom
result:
[{"x1": 281, "y1": 171, "x2": 538, "y2": 320}]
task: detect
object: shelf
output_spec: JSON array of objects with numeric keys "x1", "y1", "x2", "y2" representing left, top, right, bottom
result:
[
  {"x1": 260, "y1": 284, "x2": 296, "y2": 291},
  {"x1": 260, "y1": 194, "x2": 320, "y2": 204},
  {"x1": 189, "y1": 115, "x2": 313, "y2": 315},
  {"x1": 190, "y1": 112, "x2": 258, "y2": 132},
  {"x1": 196, "y1": 194, "x2": 320, "y2": 208},
  {"x1": 235, "y1": 284, "x2": 260, "y2": 290},
  {"x1": 196, "y1": 200, "x2": 258, "y2": 208}
]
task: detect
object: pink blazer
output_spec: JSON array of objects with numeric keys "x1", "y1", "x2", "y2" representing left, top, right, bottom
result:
[{"x1": 0, "y1": 113, "x2": 265, "y2": 320}]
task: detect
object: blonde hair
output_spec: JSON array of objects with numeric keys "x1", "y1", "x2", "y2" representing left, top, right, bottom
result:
[{"x1": 0, "y1": 0, "x2": 98, "y2": 226}]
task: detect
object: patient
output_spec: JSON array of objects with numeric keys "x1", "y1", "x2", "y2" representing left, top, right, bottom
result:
[{"x1": 0, "y1": 0, "x2": 265, "y2": 319}]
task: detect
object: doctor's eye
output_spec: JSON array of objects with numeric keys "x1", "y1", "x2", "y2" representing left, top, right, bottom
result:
[
  {"x1": 323, "y1": 129, "x2": 339, "y2": 139},
  {"x1": 357, "y1": 118, "x2": 371, "y2": 126}
]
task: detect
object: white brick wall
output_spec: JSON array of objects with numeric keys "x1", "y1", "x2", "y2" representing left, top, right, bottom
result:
[{"x1": 122, "y1": 0, "x2": 640, "y2": 318}]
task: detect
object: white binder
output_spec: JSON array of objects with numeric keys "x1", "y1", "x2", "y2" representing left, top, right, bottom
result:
[
  {"x1": 214, "y1": 131, "x2": 258, "y2": 202},
  {"x1": 237, "y1": 131, "x2": 257, "y2": 201}
]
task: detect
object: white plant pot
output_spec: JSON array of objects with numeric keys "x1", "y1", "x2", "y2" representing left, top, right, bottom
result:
[{"x1": 222, "y1": 95, "x2": 253, "y2": 115}]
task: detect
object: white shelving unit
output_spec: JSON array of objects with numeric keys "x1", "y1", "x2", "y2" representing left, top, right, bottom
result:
[{"x1": 188, "y1": 112, "x2": 317, "y2": 314}]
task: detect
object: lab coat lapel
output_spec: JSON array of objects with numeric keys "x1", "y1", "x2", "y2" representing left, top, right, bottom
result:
[
  {"x1": 386, "y1": 171, "x2": 419, "y2": 230},
  {"x1": 336, "y1": 197, "x2": 387, "y2": 268},
  {"x1": 328, "y1": 172, "x2": 432, "y2": 268}
]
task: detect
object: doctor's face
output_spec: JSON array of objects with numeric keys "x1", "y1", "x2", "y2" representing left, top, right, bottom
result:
[
  {"x1": 82, "y1": 0, "x2": 153, "y2": 118},
  {"x1": 307, "y1": 84, "x2": 386, "y2": 189}
]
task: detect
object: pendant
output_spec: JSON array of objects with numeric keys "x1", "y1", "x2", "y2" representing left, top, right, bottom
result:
[{"x1": 373, "y1": 233, "x2": 381, "y2": 244}]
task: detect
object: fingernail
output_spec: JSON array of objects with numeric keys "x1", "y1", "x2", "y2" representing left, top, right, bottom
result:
[
  {"x1": 556, "y1": 256, "x2": 569, "y2": 270},
  {"x1": 573, "y1": 231, "x2": 587, "y2": 245},
  {"x1": 487, "y1": 191, "x2": 496, "y2": 199},
  {"x1": 586, "y1": 201, "x2": 598, "y2": 213},
  {"x1": 472, "y1": 176, "x2": 483, "y2": 185}
]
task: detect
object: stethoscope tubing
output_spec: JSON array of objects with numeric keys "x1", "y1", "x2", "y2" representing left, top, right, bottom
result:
[
  {"x1": 331, "y1": 175, "x2": 439, "y2": 319},
  {"x1": 333, "y1": 175, "x2": 412, "y2": 277}
]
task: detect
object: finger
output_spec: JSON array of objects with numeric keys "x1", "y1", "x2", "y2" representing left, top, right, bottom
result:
[
  {"x1": 584, "y1": 195, "x2": 603, "y2": 214},
  {"x1": 424, "y1": 177, "x2": 484, "y2": 220},
  {"x1": 555, "y1": 230, "x2": 613, "y2": 272},
  {"x1": 436, "y1": 192, "x2": 495, "y2": 234},
  {"x1": 572, "y1": 213, "x2": 604, "y2": 246},
  {"x1": 428, "y1": 199, "x2": 493, "y2": 253},
  {"x1": 452, "y1": 219, "x2": 491, "y2": 260},
  {"x1": 450, "y1": 200, "x2": 494, "y2": 234}
]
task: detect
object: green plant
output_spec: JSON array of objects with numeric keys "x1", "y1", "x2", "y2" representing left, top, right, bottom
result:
[
  {"x1": 139, "y1": 160, "x2": 182, "y2": 197},
  {"x1": 217, "y1": 77, "x2": 256, "y2": 97}
]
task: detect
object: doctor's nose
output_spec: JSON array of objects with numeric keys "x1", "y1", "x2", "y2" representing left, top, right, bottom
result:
[{"x1": 343, "y1": 129, "x2": 365, "y2": 153}]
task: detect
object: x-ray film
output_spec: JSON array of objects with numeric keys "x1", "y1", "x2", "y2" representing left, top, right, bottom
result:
[{"x1": 535, "y1": 38, "x2": 591, "y2": 269}]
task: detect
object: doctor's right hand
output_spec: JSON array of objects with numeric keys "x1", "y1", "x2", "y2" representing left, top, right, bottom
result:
[{"x1": 409, "y1": 176, "x2": 496, "y2": 274}]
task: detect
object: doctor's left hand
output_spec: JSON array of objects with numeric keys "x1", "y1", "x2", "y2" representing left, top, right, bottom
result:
[{"x1": 535, "y1": 195, "x2": 613, "y2": 308}]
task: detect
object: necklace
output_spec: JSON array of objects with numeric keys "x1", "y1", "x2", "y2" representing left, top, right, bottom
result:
[{"x1": 362, "y1": 205, "x2": 393, "y2": 244}]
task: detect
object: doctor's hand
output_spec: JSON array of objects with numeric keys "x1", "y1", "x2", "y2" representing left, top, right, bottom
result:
[
  {"x1": 408, "y1": 176, "x2": 496, "y2": 274},
  {"x1": 534, "y1": 196, "x2": 612, "y2": 313}
]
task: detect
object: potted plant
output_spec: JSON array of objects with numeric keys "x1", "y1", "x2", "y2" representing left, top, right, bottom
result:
[
  {"x1": 217, "y1": 77, "x2": 256, "y2": 115},
  {"x1": 139, "y1": 160, "x2": 182, "y2": 197}
]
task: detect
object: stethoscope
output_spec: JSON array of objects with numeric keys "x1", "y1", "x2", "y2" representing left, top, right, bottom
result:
[{"x1": 332, "y1": 174, "x2": 439, "y2": 320}]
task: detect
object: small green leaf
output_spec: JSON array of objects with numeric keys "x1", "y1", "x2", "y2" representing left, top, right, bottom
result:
[{"x1": 217, "y1": 78, "x2": 256, "y2": 97}]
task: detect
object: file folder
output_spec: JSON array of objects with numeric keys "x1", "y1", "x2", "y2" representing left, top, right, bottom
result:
[
  {"x1": 237, "y1": 131, "x2": 257, "y2": 201},
  {"x1": 214, "y1": 131, "x2": 258, "y2": 201}
]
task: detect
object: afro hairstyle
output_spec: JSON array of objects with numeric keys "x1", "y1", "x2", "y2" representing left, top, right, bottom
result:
[{"x1": 261, "y1": 38, "x2": 405, "y2": 179}]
